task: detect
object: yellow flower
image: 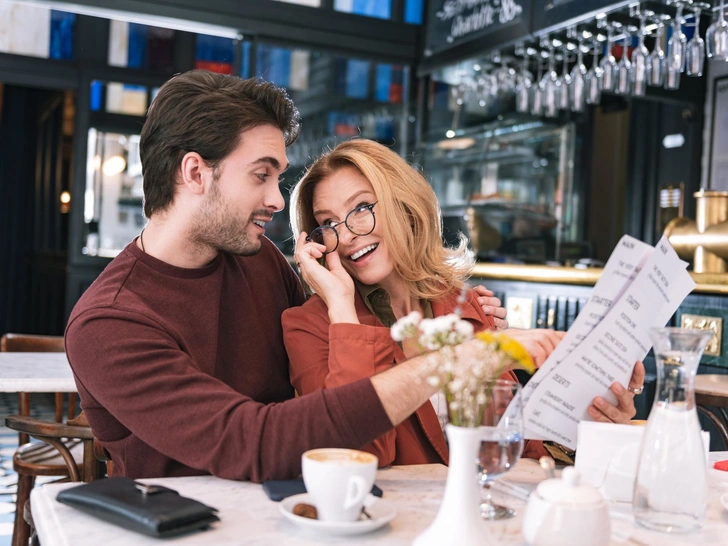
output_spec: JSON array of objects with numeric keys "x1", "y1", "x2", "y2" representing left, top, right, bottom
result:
[{"x1": 475, "y1": 331, "x2": 536, "y2": 374}]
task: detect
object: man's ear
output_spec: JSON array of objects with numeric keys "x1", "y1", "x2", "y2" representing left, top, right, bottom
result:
[{"x1": 179, "y1": 152, "x2": 212, "y2": 196}]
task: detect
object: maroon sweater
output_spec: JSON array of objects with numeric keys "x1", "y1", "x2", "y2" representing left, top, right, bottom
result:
[{"x1": 65, "y1": 238, "x2": 392, "y2": 482}]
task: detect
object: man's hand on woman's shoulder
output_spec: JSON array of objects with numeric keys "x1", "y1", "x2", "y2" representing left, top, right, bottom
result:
[{"x1": 473, "y1": 285, "x2": 508, "y2": 329}]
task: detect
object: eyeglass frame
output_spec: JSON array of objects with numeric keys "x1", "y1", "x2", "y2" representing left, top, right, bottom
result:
[{"x1": 305, "y1": 202, "x2": 378, "y2": 255}]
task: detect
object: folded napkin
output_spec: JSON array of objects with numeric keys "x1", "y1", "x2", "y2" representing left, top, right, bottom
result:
[{"x1": 575, "y1": 421, "x2": 709, "y2": 502}]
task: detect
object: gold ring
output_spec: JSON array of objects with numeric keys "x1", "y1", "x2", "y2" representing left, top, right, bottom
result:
[{"x1": 627, "y1": 384, "x2": 644, "y2": 395}]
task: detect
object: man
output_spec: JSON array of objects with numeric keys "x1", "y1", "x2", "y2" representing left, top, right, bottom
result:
[{"x1": 65, "y1": 71, "x2": 642, "y2": 482}]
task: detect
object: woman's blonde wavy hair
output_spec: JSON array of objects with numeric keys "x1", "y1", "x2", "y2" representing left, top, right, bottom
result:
[{"x1": 290, "y1": 139, "x2": 474, "y2": 301}]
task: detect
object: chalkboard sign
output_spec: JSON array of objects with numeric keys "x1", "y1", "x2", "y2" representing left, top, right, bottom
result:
[{"x1": 425, "y1": 0, "x2": 530, "y2": 56}]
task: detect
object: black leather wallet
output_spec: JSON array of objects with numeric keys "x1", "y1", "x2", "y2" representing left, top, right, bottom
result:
[{"x1": 56, "y1": 477, "x2": 219, "y2": 538}]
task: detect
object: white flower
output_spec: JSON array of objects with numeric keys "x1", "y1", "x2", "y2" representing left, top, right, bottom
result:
[
  {"x1": 426, "y1": 376, "x2": 441, "y2": 387},
  {"x1": 391, "y1": 311, "x2": 422, "y2": 341},
  {"x1": 449, "y1": 378, "x2": 465, "y2": 393},
  {"x1": 454, "y1": 320, "x2": 474, "y2": 339}
]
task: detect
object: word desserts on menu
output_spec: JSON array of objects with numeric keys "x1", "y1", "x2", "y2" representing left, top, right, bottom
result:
[{"x1": 509, "y1": 235, "x2": 696, "y2": 450}]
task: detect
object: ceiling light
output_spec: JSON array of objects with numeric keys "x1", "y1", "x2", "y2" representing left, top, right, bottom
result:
[{"x1": 102, "y1": 155, "x2": 127, "y2": 176}]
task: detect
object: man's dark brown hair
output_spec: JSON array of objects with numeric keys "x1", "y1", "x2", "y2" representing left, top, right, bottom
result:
[{"x1": 139, "y1": 70, "x2": 301, "y2": 218}]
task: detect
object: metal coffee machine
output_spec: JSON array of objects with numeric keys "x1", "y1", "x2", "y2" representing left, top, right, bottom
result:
[{"x1": 664, "y1": 190, "x2": 728, "y2": 273}]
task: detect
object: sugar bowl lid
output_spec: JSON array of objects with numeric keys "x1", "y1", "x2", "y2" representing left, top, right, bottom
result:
[{"x1": 536, "y1": 467, "x2": 604, "y2": 505}]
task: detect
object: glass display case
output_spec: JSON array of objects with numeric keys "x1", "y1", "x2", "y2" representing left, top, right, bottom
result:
[
  {"x1": 83, "y1": 128, "x2": 144, "y2": 257},
  {"x1": 421, "y1": 116, "x2": 583, "y2": 264}
]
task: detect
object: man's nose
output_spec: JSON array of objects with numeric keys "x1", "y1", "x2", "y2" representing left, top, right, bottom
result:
[{"x1": 265, "y1": 183, "x2": 285, "y2": 212}]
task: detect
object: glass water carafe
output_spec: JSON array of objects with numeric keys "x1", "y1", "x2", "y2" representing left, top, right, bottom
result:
[{"x1": 633, "y1": 328, "x2": 713, "y2": 533}]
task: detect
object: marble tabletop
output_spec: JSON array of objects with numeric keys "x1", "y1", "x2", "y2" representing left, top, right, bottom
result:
[
  {"x1": 30, "y1": 453, "x2": 728, "y2": 546},
  {"x1": 0, "y1": 352, "x2": 76, "y2": 393}
]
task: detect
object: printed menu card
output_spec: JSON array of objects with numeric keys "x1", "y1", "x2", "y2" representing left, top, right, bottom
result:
[{"x1": 509, "y1": 235, "x2": 696, "y2": 449}]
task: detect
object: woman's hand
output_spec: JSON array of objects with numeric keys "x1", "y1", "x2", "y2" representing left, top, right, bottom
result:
[
  {"x1": 473, "y1": 285, "x2": 508, "y2": 329},
  {"x1": 294, "y1": 233, "x2": 358, "y2": 324},
  {"x1": 588, "y1": 361, "x2": 646, "y2": 424}
]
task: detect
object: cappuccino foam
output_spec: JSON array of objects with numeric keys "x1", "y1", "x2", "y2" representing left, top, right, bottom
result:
[{"x1": 304, "y1": 449, "x2": 377, "y2": 465}]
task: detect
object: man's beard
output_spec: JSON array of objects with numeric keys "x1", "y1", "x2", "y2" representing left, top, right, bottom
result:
[{"x1": 189, "y1": 182, "x2": 265, "y2": 256}]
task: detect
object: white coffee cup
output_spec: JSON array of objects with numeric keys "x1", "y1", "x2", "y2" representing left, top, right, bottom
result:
[{"x1": 301, "y1": 448, "x2": 378, "y2": 522}]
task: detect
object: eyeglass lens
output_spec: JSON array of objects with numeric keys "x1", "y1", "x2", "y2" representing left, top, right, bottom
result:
[{"x1": 307, "y1": 204, "x2": 376, "y2": 254}]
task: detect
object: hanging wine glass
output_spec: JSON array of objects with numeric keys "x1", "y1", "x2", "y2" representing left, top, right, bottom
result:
[
  {"x1": 515, "y1": 53, "x2": 533, "y2": 114},
  {"x1": 570, "y1": 40, "x2": 588, "y2": 112},
  {"x1": 615, "y1": 28, "x2": 633, "y2": 95},
  {"x1": 686, "y1": 6, "x2": 707, "y2": 77},
  {"x1": 531, "y1": 60, "x2": 545, "y2": 116},
  {"x1": 475, "y1": 74, "x2": 490, "y2": 108},
  {"x1": 600, "y1": 25, "x2": 617, "y2": 92},
  {"x1": 541, "y1": 47, "x2": 560, "y2": 117},
  {"x1": 647, "y1": 17, "x2": 668, "y2": 86},
  {"x1": 557, "y1": 49, "x2": 572, "y2": 110},
  {"x1": 586, "y1": 40, "x2": 603, "y2": 105},
  {"x1": 631, "y1": 12, "x2": 651, "y2": 96},
  {"x1": 666, "y1": 3, "x2": 687, "y2": 73},
  {"x1": 707, "y1": 0, "x2": 728, "y2": 59},
  {"x1": 496, "y1": 61, "x2": 517, "y2": 96}
]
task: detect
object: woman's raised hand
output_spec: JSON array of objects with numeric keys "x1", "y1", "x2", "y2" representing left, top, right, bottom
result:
[{"x1": 294, "y1": 232, "x2": 359, "y2": 324}]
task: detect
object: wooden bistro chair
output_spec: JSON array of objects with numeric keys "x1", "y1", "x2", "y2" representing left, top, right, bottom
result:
[
  {"x1": 0, "y1": 333, "x2": 78, "y2": 546},
  {"x1": 4, "y1": 414, "x2": 103, "y2": 546}
]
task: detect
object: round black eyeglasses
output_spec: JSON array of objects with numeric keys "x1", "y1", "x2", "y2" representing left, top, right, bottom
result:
[{"x1": 306, "y1": 202, "x2": 378, "y2": 254}]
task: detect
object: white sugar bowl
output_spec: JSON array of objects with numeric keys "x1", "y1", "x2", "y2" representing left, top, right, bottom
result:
[{"x1": 522, "y1": 466, "x2": 610, "y2": 546}]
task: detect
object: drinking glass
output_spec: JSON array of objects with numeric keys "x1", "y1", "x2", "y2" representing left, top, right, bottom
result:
[
  {"x1": 557, "y1": 50, "x2": 572, "y2": 110},
  {"x1": 600, "y1": 26, "x2": 617, "y2": 92},
  {"x1": 615, "y1": 29, "x2": 633, "y2": 95},
  {"x1": 633, "y1": 328, "x2": 713, "y2": 533},
  {"x1": 586, "y1": 43, "x2": 603, "y2": 105},
  {"x1": 541, "y1": 48, "x2": 560, "y2": 118},
  {"x1": 631, "y1": 14, "x2": 650, "y2": 96},
  {"x1": 515, "y1": 56, "x2": 533, "y2": 113},
  {"x1": 477, "y1": 380, "x2": 524, "y2": 521},
  {"x1": 475, "y1": 75, "x2": 490, "y2": 108},
  {"x1": 647, "y1": 19, "x2": 667, "y2": 86},
  {"x1": 666, "y1": 4, "x2": 687, "y2": 73},
  {"x1": 570, "y1": 43, "x2": 588, "y2": 112},
  {"x1": 686, "y1": 7, "x2": 706, "y2": 76},
  {"x1": 707, "y1": 0, "x2": 728, "y2": 59},
  {"x1": 496, "y1": 61, "x2": 517, "y2": 96},
  {"x1": 531, "y1": 62, "x2": 544, "y2": 116}
]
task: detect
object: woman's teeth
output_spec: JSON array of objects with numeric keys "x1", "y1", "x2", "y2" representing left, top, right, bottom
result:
[{"x1": 351, "y1": 244, "x2": 378, "y2": 261}]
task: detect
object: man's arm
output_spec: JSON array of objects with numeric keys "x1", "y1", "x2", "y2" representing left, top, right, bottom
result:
[
  {"x1": 66, "y1": 308, "x2": 393, "y2": 483},
  {"x1": 370, "y1": 338, "x2": 485, "y2": 425}
]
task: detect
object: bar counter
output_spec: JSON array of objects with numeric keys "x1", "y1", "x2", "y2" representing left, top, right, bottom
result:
[{"x1": 471, "y1": 263, "x2": 728, "y2": 295}]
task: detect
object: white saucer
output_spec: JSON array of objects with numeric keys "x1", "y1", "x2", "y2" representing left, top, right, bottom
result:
[
  {"x1": 721, "y1": 493, "x2": 728, "y2": 512},
  {"x1": 279, "y1": 493, "x2": 396, "y2": 536}
]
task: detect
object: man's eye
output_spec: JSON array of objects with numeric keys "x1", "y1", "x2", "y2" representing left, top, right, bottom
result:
[{"x1": 255, "y1": 173, "x2": 268, "y2": 181}]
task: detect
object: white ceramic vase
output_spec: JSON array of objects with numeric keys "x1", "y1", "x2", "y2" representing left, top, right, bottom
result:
[{"x1": 413, "y1": 424, "x2": 494, "y2": 546}]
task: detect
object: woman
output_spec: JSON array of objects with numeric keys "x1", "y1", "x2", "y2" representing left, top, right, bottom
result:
[{"x1": 282, "y1": 139, "x2": 643, "y2": 467}]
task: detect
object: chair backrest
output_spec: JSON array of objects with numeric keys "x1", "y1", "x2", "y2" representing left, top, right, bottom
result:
[{"x1": 0, "y1": 333, "x2": 65, "y2": 353}]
